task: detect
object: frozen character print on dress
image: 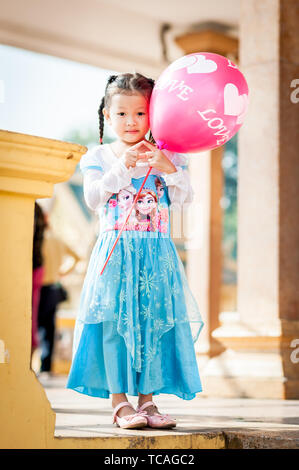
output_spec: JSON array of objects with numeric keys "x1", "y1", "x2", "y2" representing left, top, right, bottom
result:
[
  {"x1": 155, "y1": 177, "x2": 167, "y2": 208},
  {"x1": 113, "y1": 185, "x2": 138, "y2": 231},
  {"x1": 154, "y1": 177, "x2": 169, "y2": 233},
  {"x1": 135, "y1": 188, "x2": 158, "y2": 232},
  {"x1": 105, "y1": 175, "x2": 170, "y2": 235}
]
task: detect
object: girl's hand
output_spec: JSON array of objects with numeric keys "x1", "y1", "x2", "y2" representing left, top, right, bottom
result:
[
  {"x1": 120, "y1": 141, "x2": 153, "y2": 169},
  {"x1": 137, "y1": 140, "x2": 177, "y2": 174}
]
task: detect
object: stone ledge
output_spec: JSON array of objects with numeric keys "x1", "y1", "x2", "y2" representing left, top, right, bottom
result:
[
  {"x1": 52, "y1": 431, "x2": 225, "y2": 450},
  {"x1": 39, "y1": 376, "x2": 299, "y2": 449},
  {"x1": 51, "y1": 427, "x2": 299, "y2": 450},
  {"x1": 223, "y1": 429, "x2": 299, "y2": 449},
  {"x1": 0, "y1": 130, "x2": 87, "y2": 195}
]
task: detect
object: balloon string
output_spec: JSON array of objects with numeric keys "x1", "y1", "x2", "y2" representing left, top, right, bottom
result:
[{"x1": 99, "y1": 165, "x2": 153, "y2": 276}]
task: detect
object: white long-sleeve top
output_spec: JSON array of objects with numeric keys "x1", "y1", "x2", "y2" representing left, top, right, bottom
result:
[{"x1": 80, "y1": 143, "x2": 194, "y2": 214}]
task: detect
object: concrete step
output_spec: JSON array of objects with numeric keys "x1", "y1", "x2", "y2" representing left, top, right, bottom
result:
[{"x1": 38, "y1": 374, "x2": 299, "y2": 449}]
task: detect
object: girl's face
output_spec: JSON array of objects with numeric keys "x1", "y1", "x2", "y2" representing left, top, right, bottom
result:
[
  {"x1": 103, "y1": 92, "x2": 150, "y2": 144},
  {"x1": 136, "y1": 194, "x2": 156, "y2": 215}
]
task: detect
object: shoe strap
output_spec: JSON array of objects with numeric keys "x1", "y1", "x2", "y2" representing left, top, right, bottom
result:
[
  {"x1": 138, "y1": 401, "x2": 155, "y2": 412},
  {"x1": 113, "y1": 401, "x2": 134, "y2": 420}
]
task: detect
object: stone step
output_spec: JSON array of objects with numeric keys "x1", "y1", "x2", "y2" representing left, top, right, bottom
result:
[{"x1": 39, "y1": 375, "x2": 299, "y2": 449}]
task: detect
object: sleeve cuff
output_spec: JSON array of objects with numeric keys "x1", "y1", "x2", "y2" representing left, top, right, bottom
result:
[{"x1": 161, "y1": 166, "x2": 184, "y2": 186}]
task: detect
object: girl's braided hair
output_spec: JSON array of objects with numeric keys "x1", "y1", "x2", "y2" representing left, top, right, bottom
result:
[{"x1": 98, "y1": 72, "x2": 156, "y2": 145}]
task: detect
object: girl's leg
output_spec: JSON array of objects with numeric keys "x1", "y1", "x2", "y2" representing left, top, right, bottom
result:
[
  {"x1": 138, "y1": 393, "x2": 176, "y2": 427},
  {"x1": 138, "y1": 393, "x2": 152, "y2": 407},
  {"x1": 112, "y1": 393, "x2": 138, "y2": 418},
  {"x1": 138, "y1": 393, "x2": 163, "y2": 416}
]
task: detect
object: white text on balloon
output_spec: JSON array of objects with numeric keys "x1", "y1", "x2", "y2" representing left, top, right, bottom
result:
[
  {"x1": 155, "y1": 79, "x2": 194, "y2": 101},
  {"x1": 197, "y1": 109, "x2": 231, "y2": 145}
]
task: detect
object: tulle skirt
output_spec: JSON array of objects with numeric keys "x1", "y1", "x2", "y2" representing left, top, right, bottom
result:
[{"x1": 66, "y1": 230, "x2": 204, "y2": 400}]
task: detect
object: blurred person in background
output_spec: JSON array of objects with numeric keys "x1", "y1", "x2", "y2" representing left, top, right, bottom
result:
[
  {"x1": 37, "y1": 213, "x2": 81, "y2": 378},
  {"x1": 32, "y1": 202, "x2": 46, "y2": 361}
]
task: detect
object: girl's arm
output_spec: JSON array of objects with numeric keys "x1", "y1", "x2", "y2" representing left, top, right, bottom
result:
[
  {"x1": 161, "y1": 153, "x2": 194, "y2": 211},
  {"x1": 80, "y1": 147, "x2": 132, "y2": 211}
]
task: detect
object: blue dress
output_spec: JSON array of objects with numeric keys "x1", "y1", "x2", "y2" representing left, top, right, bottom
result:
[{"x1": 66, "y1": 148, "x2": 204, "y2": 400}]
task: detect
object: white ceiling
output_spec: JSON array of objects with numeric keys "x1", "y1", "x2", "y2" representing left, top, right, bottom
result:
[
  {"x1": 0, "y1": 0, "x2": 240, "y2": 76},
  {"x1": 100, "y1": 0, "x2": 240, "y2": 26}
]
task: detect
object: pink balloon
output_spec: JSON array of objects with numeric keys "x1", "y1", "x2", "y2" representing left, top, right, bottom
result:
[{"x1": 149, "y1": 52, "x2": 249, "y2": 153}]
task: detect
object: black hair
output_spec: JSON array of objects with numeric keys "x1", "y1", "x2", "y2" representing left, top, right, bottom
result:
[{"x1": 98, "y1": 72, "x2": 155, "y2": 145}]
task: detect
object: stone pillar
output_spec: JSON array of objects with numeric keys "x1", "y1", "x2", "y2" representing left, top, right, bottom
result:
[
  {"x1": 202, "y1": 0, "x2": 299, "y2": 398},
  {"x1": 0, "y1": 130, "x2": 86, "y2": 447}
]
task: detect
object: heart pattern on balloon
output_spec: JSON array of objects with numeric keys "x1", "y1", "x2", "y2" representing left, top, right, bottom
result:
[
  {"x1": 168, "y1": 55, "x2": 197, "y2": 72},
  {"x1": 224, "y1": 83, "x2": 249, "y2": 123},
  {"x1": 187, "y1": 55, "x2": 218, "y2": 74},
  {"x1": 150, "y1": 52, "x2": 249, "y2": 153},
  {"x1": 169, "y1": 54, "x2": 217, "y2": 74}
]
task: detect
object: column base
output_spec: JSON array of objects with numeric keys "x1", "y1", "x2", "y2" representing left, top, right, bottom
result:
[{"x1": 198, "y1": 313, "x2": 299, "y2": 399}]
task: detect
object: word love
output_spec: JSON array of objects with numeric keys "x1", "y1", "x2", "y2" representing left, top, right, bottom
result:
[
  {"x1": 155, "y1": 78, "x2": 194, "y2": 101},
  {"x1": 197, "y1": 109, "x2": 231, "y2": 145}
]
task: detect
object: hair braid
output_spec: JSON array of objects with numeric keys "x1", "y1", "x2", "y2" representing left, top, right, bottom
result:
[
  {"x1": 98, "y1": 75, "x2": 118, "y2": 144},
  {"x1": 98, "y1": 97, "x2": 105, "y2": 144}
]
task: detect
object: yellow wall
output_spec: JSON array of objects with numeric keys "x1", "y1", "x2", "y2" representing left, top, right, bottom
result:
[{"x1": 0, "y1": 131, "x2": 82, "y2": 448}]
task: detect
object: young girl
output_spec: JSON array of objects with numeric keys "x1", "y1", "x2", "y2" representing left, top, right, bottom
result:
[{"x1": 66, "y1": 73, "x2": 204, "y2": 430}]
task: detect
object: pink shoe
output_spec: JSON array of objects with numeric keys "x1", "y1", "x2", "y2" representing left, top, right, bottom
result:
[
  {"x1": 112, "y1": 401, "x2": 148, "y2": 429},
  {"x1": 136, "y1": 401, "x2": 177, "y2": 429}
]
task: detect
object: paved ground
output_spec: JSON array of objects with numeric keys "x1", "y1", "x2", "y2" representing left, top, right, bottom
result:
[{"x1": 38, "y1": 374, "x2": 299, "y2": 448}]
